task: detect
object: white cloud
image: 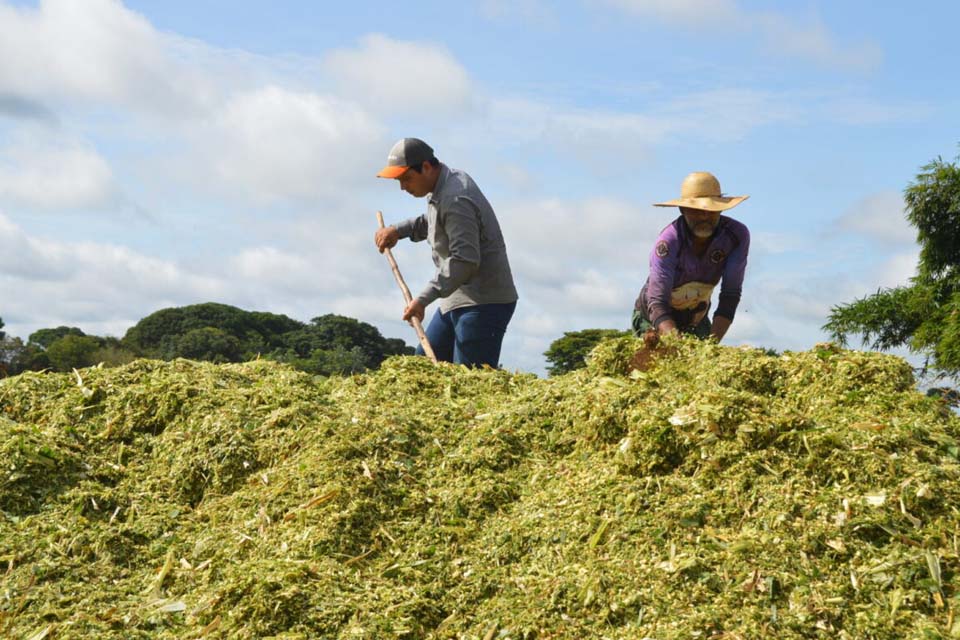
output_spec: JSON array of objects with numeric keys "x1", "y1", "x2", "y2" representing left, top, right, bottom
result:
[
  {"x1": 564, "y1": 269, "x2": 631, "y2": 312},
  {"x1": 476, "y1": 90, "x2": 920, "y2": 182},
  {"x1": 480, "y1": 98, "x2": 667, "y2": 160},
  {"x1": 231, "y1": 246, "x2": 352, "y2": 295},
  {"x1": 0, "y1": 136, "x2": 116, "y2": 210},
  {"x1": 878, "y1": 251, "x2": 918, "y2": 289},
  {"x1": 0, "y1": 0, "x2": 215, "y2": 116},
  {"x1": 495, "y1": 163, "x2": 539, "y2": 193},
  {"x1": 481, "y1": 89, "x2": 798, "y2": 169},
  {"x1": 323, "y1": 34, "x2": 473, "y2": 116},
  {"x1": 0, "y1": 212, "x2": 421, "y2": 349},
  {"x1": 835, "y1": 191, "x2": 915, "y2": 246},
  {"x1": 198, "y1": 86, "x2": 386, "y2": 204},
  {"x1": 754, "y1": 12, "x2": 881, "y2": 71},
  {"x1": 751, "y1": 277, "x2": 839, "y2": 326},
  {"x1": 501, "y1": 197, "x2": 657, "y2": 304},
  {"x1": 596, "y1": 0, "x2": 881, "y2": 70},
  {"x1": 513, "y1": 312, "x2": 563, "y2": 339},
  {"x1": 722, "y1": 309, "x2": 774, "y2": 345},
  {"x1": 0, "y1": 211, "x2": 223, "y2": 336},
  {"x1": 657, "y1": 89, "x2": 800, "y2": 141},
  {"x1": 751, "y1": 231, "x2": 804, "y2": 256}
]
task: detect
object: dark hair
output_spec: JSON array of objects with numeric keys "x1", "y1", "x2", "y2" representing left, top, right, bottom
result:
[{"x1": 406, "y1": 157, "x2": 440, "y2": 173}]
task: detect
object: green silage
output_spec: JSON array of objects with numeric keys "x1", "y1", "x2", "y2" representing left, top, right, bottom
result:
[{"x1": 1, "y1": 338, "x2": 958, "y2": 639}]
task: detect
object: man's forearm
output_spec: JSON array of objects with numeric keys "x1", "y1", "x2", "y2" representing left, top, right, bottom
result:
[
  {"x1": 396, "y1": 215, "x2": 428, "y2": 242},
  {"x1": 711, "y1": 315, "x2": 732, "y2": 342}
]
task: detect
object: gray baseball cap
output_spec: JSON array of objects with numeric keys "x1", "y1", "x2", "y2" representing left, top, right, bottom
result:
[{"x1": 376, "y1": 138, "x2": 434, "y2": 178}]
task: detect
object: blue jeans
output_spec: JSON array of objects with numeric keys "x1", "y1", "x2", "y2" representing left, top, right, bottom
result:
[{"x1": 416, "y1": 301, "x2": 517, "y2": 367}]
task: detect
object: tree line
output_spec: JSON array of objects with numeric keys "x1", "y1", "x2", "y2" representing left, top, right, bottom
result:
[{"x1": 0, "y1": 303, "x2": 413, "y2": 377}]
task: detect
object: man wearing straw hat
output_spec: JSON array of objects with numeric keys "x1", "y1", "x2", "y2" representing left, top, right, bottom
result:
[
  {"x1": 375, "y1": 137, "x2": 518, "y2": 367},
  {"x1": 633, "y1": 171, "x2": 750, "y2": 342}
]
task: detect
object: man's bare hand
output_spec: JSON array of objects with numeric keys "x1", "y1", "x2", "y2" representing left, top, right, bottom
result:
[
  {"x1": 374, "y1": 226, "x2": 399, "y2": 253},
  {"x1": 657, "y1": 318, "x2": 677, "y2": 336},
  {"x1": 402, "y1": 299, "x2": 425, "y2": 324}
]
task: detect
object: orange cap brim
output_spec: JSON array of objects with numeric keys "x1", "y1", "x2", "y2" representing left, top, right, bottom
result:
[{"x1": 376, "y1": 165, "x2": 408, "y2": 179}]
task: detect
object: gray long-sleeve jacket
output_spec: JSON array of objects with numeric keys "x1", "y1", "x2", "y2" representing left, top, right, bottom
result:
[{"x1": 395, "y1": 164, "x2": 518, "y2": 313}]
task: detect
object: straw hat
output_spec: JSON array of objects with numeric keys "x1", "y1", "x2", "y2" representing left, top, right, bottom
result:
[{"x1": 654, "y1": 171, "x2": 748, "y2": 212}]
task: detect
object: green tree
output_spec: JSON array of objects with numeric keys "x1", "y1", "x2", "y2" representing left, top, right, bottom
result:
[
  {"x1": 175, "y1": 327, "x2": 243, "y2": 363},
  {"x1": 3, "y1": 340, "x2": 49, "y2": 374},
  {"x1": 276, "y1": 314, "x2": 413, "y2": 371},
  {"x1": 92, "y1": 337, "x2": 136, "y2": 367},
  {"x1": 29, "y1": 326, "x2": 85, "y2": 349},
  {"x1": 284, "y1": 313, "x2": 414, "y2": 369},
  {"x1": 45, "y1": 335, "x2": 102, "y2": 372},
  {"x1": 0, "y1": 316, "x2": 5, "y2": 341},
  {"x1": 544, "y1": 328, "x2": 632, "y2": 376},
  {"x1": 825, "y1": 152, "x2": 960, "y2": 374},
  {"x1": 282, "y1": 345, "x2": 370, "y2": 376},
  {"x1": 122, "y1": 303, "x2": 302, "y2": 359},
  {"x1": 122, "y1": 303, "x2": 413, "y2": 373}
]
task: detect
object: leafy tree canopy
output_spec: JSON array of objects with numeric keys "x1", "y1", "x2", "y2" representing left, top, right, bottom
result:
[
  {"x1": 122, "y1": 302, "x2": 301, "y2": 359},
  {"x1": 544, "y1": 328, "x2": 632, "y2": 376},
  {"x1": 45, "y1": 335, "x2": 102, "y2": 372},
  {"x1": 825, "y1": 152, "x2": 960, "y2": 375},
  {"x1": 29, "y1": 326, "x2": 86, "y2": 349},
  {"x1": 278, "y1": 314, "x2": 414, "y2": 370},
  {"x1": 123, "y1": 304, "x2": 413, "y2": 375},
  {"x1": 3, "y1": 304, "x2": 413, "y2": 377},
  {"x1": 175, "y1": 327, "x2": 243, "y2": 364}
]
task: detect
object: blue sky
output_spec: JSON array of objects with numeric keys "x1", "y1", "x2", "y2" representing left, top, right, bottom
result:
[{"x1": 0, "y1": 0, "x2": 957, "y2": 373}]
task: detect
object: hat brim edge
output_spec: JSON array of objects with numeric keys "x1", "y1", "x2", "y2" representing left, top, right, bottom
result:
[
  {"x1": 377, "y1": 165, "x2": 409, "y2": 179},
  {"x1": 653, "y1": 195, "x2": 749, "y2": 212}
]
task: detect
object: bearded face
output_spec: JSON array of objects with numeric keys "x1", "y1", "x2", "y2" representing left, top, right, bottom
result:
[{"x1": 680, "y1": 207, "x2": 721, "y2": 239}]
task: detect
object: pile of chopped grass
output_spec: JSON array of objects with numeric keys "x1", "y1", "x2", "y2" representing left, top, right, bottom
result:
[{"x1": 1, "y1": 337, "x2": 959, "y2": 639}]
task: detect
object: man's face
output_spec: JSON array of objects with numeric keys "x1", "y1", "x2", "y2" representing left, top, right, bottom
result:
[
  {"x1": 397, "y1": 165, "x2": 433, "y2": 198},
  {"x1": 680, "y1": 207, "x2": 721, "y2": 239}
]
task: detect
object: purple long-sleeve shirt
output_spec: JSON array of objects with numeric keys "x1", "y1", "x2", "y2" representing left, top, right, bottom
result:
[{"x1": 636, "y1": 215, "x2": 750, "y2": 329}]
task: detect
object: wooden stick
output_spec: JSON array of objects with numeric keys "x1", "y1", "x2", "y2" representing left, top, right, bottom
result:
[{"x1": 377, "y1": 211, "x2": 438, "y2": 363}]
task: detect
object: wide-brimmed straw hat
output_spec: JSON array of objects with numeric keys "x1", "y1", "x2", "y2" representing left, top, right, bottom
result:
[{"x1": 654, "y1": 171, "x2": 748, "y2": 212}]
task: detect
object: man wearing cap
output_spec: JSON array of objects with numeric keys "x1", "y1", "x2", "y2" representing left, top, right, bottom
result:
[
  {"x1": 633, "y1": 171, "x2": 750, "y2": 342},
  {"x1": 374, "y1": 138, "x2": 518, "y2": 367}
]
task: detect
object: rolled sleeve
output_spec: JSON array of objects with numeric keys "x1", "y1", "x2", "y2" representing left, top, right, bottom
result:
[{"x1": 396, "y1": 214, "x2": 428, "y2": 242}]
